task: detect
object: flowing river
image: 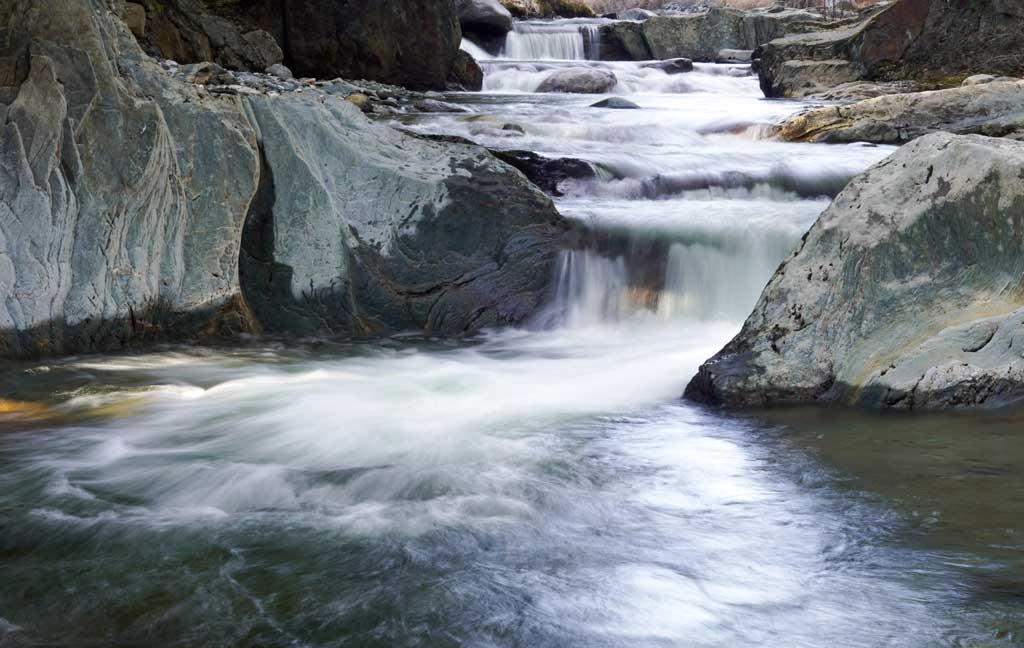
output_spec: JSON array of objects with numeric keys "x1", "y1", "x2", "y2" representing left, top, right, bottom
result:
[{"x1": 1, "y1": 21, "x2": 1023, "y2": 648}]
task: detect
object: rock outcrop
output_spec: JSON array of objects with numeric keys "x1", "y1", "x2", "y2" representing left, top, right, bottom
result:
[
  {"x1": 457, "y1": 0, "x2": 514, "y2": 35},
  {"x1": 756, "y1": 0, "x2": 1024, "y2": 98},
  {"x1": 686, "y1": 133, "x2": 1024, "y2": 410},
  {"x1": 0, "y1": 0, "x2": 571, "y2": 358},
  {"x1": 536, "y1": 68, "x2": 617, "y2": 93},
  {"x1": 776, "y1": 81, "x2": 1024, "y2": 144}
]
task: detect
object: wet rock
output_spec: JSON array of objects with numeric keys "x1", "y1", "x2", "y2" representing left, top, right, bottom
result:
[
  {"x1": 266, "y1": 63, "x2": 293, "y2": 80},
  {"x1": 414, "y1": 99, "x2": 472, "y2": 113},
  {"x1": 642, "y1": 58, "x2": 694, "y2": 74},
  {"x1": 776, "y1": 81, "x2": 1024, "y2": 144},
  {"x1": 685, "y1": 133, "x2": 1024, "y2": 410},
  {"x1": 489, "y1": 150, "x2": 597, "y2": 196},
  {"x1": 599, "y1": 22, "x2": 652, "y2": 61},
  {"x1": 502, "y1": 123, "x2": 527, "y2": 134},
  {"x1": 536, "y1": 68, "x2": 617, "y2": 94},
  {"x1": 591, "y1": 97, "x2": 640, "y2": 109},
  {"x1": 448, "y1": 50, "x2": 484, "y2": 91},
  {"x1": 716, "y1": 49, "x2": 752, "y2": 63},
  {"x1": 756, "y1": 0, "x2": 1024, "y2": 98},
  {"x1": 456, "y1": 0, "x2": 513, "y2": 34}
]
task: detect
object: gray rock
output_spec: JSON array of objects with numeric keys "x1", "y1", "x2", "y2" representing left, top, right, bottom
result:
[
  {"x1": 963, "y1": 74, "x2": 997, "y2": 86},
  {"x1": 266, "y1": 63, "x2": 293, "y2": 80},
  {"x1": 776, "y1": 81, "x2": 1024, "y2": 144},
  {"x1": 642, "y1": 7, "x2": 822, "y2": 62},
  {"x1": 414, "y1": 98, "x2": 471, "y2": 113},
  {"x1": 456, "y1": 0, "x2": 513, "y2": 34},
  {"x1": 590, "y1": 97, "x2": 640, "y2": 109},
  {"x1": 448, "y1": 49, "x2": 484, "y2": 91},
  {"x1": 502, "y1": 123, "x2": 526, "y2": 134},
  {"x1": 536, "y1": 68, "x2": 617, "y2": 93},
  {"x1": 599, "y1": 21, "x2": 652, "y2": 61},
  {"x1": 489, "y1": 150, "x2": 597, "y2": 197},
  {"x1": 716, "y1": 48, "x2": 752, "y2": 63},
  {"x1": 641, "y1": 57, "x2": 694, "y2": 74},
  {"x1": 685, "y1": 133, "x2": 1024, "y2": 410},
  {"x1": 620, "y1": 8, "x2": 657, "y2": 21},
  {"x1": 240, "y1": 95, "x2": 571, "y2": 337}
]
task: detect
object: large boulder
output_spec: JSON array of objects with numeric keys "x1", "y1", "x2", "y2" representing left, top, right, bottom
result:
[
  {"x1": 0, "y1": 0, "x2": 572, "y2": 358},
  {"x1": 449, "y1": 49, "x2": 484, "y2": 90},
  {"x1": 536, "y1": 68, "x2": 617, "y2": 93},
  {"x1": 641, "y1": 7, "x2": 823, "y2": 62},
  {"x1": 599, "y1": 21, "x2": 652, "y2": 61},
  {"x1": 756, "y1": 0, "x2": 1024, "y2": 98},
  {"x1": 776, "y1": 80, "x2": 1024, "y2": 144},
  {"x1": 685, "y1": 133, "x2": 1024, "y2": 410},
  {"x1": 456, "y1": 0, "x2": 513, "y2": 35}
]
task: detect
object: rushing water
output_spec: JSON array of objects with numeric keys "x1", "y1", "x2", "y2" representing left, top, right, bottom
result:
[{"x1": 1, "y1": 26, "x2": 1023, "y2": 648}]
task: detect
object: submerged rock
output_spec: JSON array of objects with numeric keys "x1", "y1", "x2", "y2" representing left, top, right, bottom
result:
[
  {"x1": 686, "y1": 133, "x2": 1024, "y2": 410},
  {"x1": 590, "y1": 97, "x2": 640, "y2": 109},
  {"x1": 536, "y1": 68, "x2": 617, "y2": 93},
  {"x1": 776, "y1": 81, "x2": 1024, "y2": 144},
  {"x1": 489, "y1": 150, "x2": 597, "y2": 196},
  {"x1": 641, "y1": 58, "x2": 694, "y2": 75}
]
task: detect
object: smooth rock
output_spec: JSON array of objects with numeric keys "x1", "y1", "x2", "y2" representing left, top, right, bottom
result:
[
  {"x1": 599, "y1": 22, "x2": 652, "y2": 61},
  {"x1": 456, "y1": 0, "x2": 514, "y2": 34},
  {"x1": 777, "y1": 81, "x2": 1024, "y2": 144},
  {"x1": 641, "y1": 57, "x2": 694, "y2": 74},
  {"x1": 685, "y1": 133, "x2": 1024, "y2": 410},
  {"x1": 502, "y1": 123, "x2": 526, "y2": 134},
  {"x1": 266, "y1": 63, "x2": 293, "y2": 80},
  {"x1": 590, "y1": 97, "x2": 640, "y2": 109},
  {"x1": 448, "y1": 49, "x2": 484, "y2": 91},
  {"x1": 536, "y1": 68, "x2": 617, "y2": 93},
  {"x1": 489, "y1": 150, "x2": 597, "y2": 196},
  {"x1": 414, "y1": 99, "x2": 471, "y2": 113}
]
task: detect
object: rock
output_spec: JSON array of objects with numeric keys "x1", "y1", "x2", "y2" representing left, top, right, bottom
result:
[
  {"x1": 140, "y1": 0, "x2": 284, "y2": 72},
  {"x1": 241, "y1": 96, "x2": 572, "y2": 337},
  {"x1": 456, "y1": 0, "x2": 513, "y2": 34},
  {"x1": 685, "y1": 133, "x2": 1024, "y2": 410},
  {"x1": 123, "y1": 2, "x2": 146, "y2": 39},
  {"x1": 536, "y1": 68, "x2": 617, "y2": 93},
  {"x1": 489, "y1": 150, "x2": 597, "y2": 196},
  {"x1": 620, "y1": 8, "x2": 657, "y2": 21},
  {"x1": 590, "y1": 97, "x2": 640, "y2": 109},
  {"x1": 502, "y1": 123, "x2": 527, "y2": 134},
  {"x1": 254, "y1": 0, "x2": 461, "y2": 90},
  {"x1": 345, "y1": 93, "x2": 373, "y2": 112},
  {"x1": 0, "y1": 0, "x2": 572, "y2": 359},
  {"x1": 641, "y1": 58, "x2": 694, "y2": 74},
  {"x1": 266, "y1": 63, "x2": 293, "y2": 80},
  {"x1": 599, "y1": 22, "x2": 652, "y2": 61},
  {"x1": 716, "y1": 48, "x2": 752, "y2": 63},
  {"x1": 776, "y1": 81, "x2": 1024, "y2": 144},
  {"x1": 448, "y1": 49, "x2": 484, "y2": 91},
  {"x1": 414, "y1": 99, "x2": 472, "y2": 113},
  {"x1": 642, "y1": 7, "x2": 823, "y2": 62},
  {"x1": 176, "y1": 61, "x2": 234, "y2": 85},
  {"x1": 963, "y1": 74, "x2": 997, "y2": 87},
  {"x1": 756, "y1": 0, "x2": 1024, "y2": 98}
]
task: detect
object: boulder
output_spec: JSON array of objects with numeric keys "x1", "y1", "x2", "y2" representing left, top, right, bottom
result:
[
  {"x1": 756, "y1": 0, "x2": 1024, "y2": 98},
  {"x1": 489, "y1": 150, "x2": 597, "y2": 196},
  {"x1": 685, "y1": 133, "x2": 1024, "y2": 410},
  {"x1": 776, "y1": 81, "x2": 1024, "y2": 144},
  {"x1": 448, "y1": 49, "x2": 484, "y2": 91},
  {"x1": 266, "y1": 63, "x2": 293, "y2": 80},
  {"x1": 414, "y1": 99, "x2": 472, "y2": 113},
  {"x1": 536, "y1": 68, "x2": 617, "y2": 93},
  {"x1": 123, "y1": 2, "x2": 146, "y2": 39},
  {"x1": 642, "y1": 7, "x2": 823, "y2": 62},
  {"x1": 642, "y1": 58, "x2": 694, "y2": 74},
  {"x1": 590, "y1": 97, "x2": 640, "y2": 109},
  {"x1": 456, "y1": 0, "x2": 514, "y2": 34},
  {"x1": 598, "y1": 22, "x2": 652, "y2": 61},
  {"x1": 241, "y1": 97, "x2": 571, "y2": 337}
]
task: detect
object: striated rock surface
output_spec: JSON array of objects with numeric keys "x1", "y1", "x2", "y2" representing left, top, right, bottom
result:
[
  {"x1": 777, "y1": 81, "x2": 1024, "y2": 144},
  {"x1": 686, "y1": 133, "x2": 1024, "y2": 410},
  {"x1": 757, "y1": 0, "x2": 1024, "y2": 98},
  {"x1": 0, "y1": 0, "x2": 572, "y2": 358}
]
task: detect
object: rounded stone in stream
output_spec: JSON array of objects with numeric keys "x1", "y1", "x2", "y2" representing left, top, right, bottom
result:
[
  {"x1": 641, "y1": 58, "x2": 694, "y2": 74},
  {"x1": 414, "y1": 99, "x2": 471, "y2": 113},
  {"x1": 502, "y1": 123, "x2": 526, "y2": 134},
  {"x1": 590, "y1": 97, "x2": 640, "y2": 109},
  {"x1": 536, "y1": 68, "x2": 617, "y2": 94}
]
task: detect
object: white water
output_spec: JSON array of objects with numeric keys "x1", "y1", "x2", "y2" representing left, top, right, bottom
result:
[{"x1": 2, "y1": 27, "x2": 986, "y2": 648}]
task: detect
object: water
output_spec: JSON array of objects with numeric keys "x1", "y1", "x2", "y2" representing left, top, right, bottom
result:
[{"x1": 1, "y1": 27, "x2": 1022, "y2": 648}]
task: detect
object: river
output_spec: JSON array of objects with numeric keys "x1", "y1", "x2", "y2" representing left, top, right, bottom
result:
[{"x1": 0, "y1": 20, "x2": 1022, "y2": 648}]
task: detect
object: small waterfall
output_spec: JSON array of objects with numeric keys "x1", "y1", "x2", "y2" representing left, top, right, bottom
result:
[{"x1": 501, "y1": 21, "x2": 604, "y2": 61}]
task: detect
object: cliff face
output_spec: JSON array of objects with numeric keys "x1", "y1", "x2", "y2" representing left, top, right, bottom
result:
[
  {"x1": 0, "y1": 0, "x2": 569, "y2": 358},
  {"x1": 757, "y1": 0, "x2": 1024, "y2": 98}
]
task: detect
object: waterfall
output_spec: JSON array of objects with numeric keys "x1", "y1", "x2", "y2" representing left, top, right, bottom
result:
[{"x1": 501, "y1": 21, "x2": 604, "y2": 61}]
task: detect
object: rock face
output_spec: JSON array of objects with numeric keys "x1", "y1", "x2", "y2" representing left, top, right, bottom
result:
[
  {"x1": 599, "y1": 22, "x2": 652, "y2": 61},
  {"x1": 685, "y1": 133, "x2": 1024, "y2": 410},
  {"x1": 536, "y1": 68, "x2": 617, "y2": 93},
  {"x1": 457, "y1": 0, "x2": 514, "y2": 35},
  {"x1": 776, "y1": 81, "x2": 1024, "y2": 144},
  {"x1": 642, "y1": 7, "x2": 822, "y2": 62},
  {"x1": 449, "y1": 50, "x2": 484, "y2": 91},
  {"x1": 254, "y1": 0, "x2": 462, "y2": 90},
  {"x1": 0, "y1": 0, "x2": 571, "y2": 358},
  {"x1": 757, "y1": 0, "x2": 1024, "y2": 98}
]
